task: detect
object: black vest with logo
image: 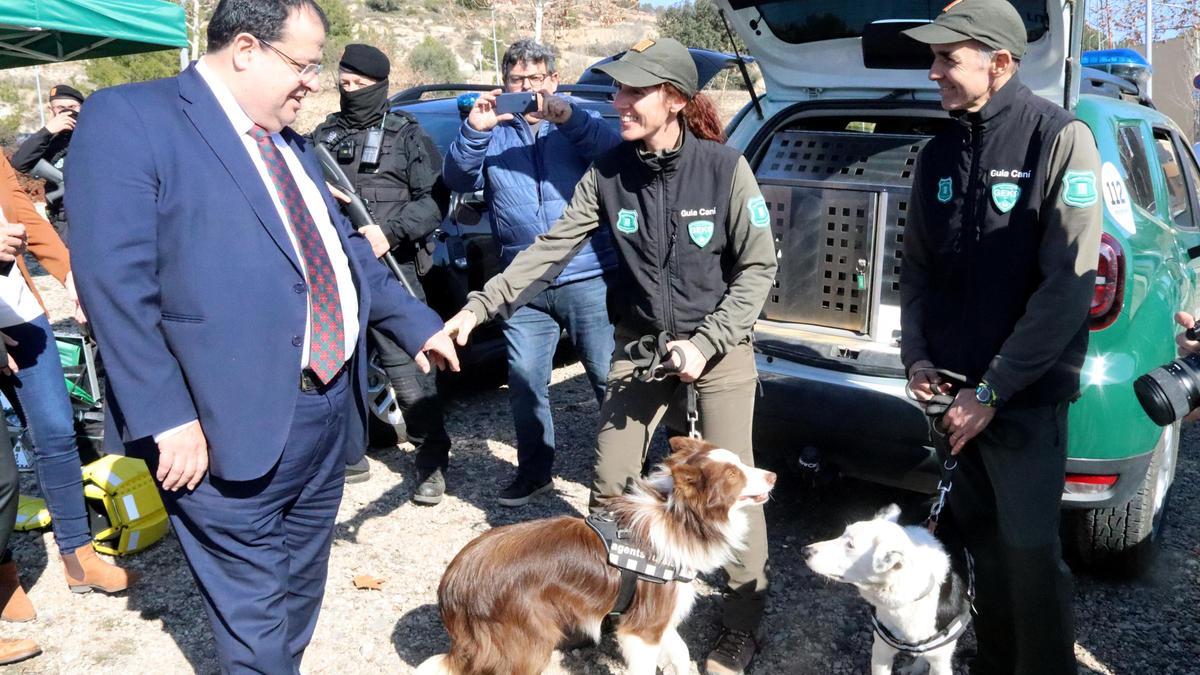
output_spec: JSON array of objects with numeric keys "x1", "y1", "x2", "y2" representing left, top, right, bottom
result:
[
  {"x1": 913, "y1": 78, "x2": 1084, "y2": 406},
  {"x1": 312, "y1": 110, "x2": 439, "y2": 263},
  {"x1": 593, "y1": 129, "x2": 741, "y2": 339}
]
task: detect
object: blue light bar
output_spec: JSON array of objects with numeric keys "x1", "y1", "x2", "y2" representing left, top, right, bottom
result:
[
  {"x1": 1081, "y1": 49, "x2": 1152, "y2": 92},
  {"x1": 1081, "y1": 48, "x2": 1151, "y2": 71},
  {"x1": 457, "y1": 92, "x2": 480, "y2": 115}
]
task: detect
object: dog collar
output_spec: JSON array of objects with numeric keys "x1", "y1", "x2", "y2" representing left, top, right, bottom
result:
[
  {"x1": 870, "y1": 551, "x2": 976, "y2": 656},
  {"x1": 871, "y1": 609, "x2": 971, "y2": 655}
]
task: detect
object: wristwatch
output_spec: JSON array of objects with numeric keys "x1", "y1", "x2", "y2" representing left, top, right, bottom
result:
[{"x1": 975, "y1": 380, "x2": 1002, "y2": 408}]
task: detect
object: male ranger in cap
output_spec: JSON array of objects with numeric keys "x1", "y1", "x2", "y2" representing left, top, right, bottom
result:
[
  {"x1": 900, "y1": 1, "x2": 1101, "y2": 673},
  {"x1": 13, "y1": 84, "x2": 85, "y2": 241}
]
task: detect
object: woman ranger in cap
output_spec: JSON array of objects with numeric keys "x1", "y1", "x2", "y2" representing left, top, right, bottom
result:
[{"x1": 445, "y1": 37, "x2": 777, "y2": 674}]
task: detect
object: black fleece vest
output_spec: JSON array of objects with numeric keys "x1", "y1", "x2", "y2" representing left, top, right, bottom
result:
[
  {"x1": 914, "y1": 79, "x2": 1084, "y2": 406},
  {"x1": 593, "y1": 130, "x2": 741, "y2": 339}
]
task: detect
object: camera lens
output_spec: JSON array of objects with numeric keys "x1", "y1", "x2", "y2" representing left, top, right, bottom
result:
[{"x1": 1134, "y1": 352, "x2": 1200, "y2": 425}]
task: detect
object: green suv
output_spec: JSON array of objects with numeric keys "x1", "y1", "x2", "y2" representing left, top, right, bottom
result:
[{"x1": 718, "y1": 0, "x2": 1200, "y2": 576}]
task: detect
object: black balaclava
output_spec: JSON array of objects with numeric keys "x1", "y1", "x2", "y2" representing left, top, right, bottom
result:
[{"x1": 339, "y1": 80, "x2": 390, "y2": 128}]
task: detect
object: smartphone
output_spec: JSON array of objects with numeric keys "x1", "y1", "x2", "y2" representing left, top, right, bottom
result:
[
  {"x1": 494, "y1": 92, "x2": 538, "y2": 116},
  {"x1": 66, "y1": 110, "x2": 79, "y2": 119}
]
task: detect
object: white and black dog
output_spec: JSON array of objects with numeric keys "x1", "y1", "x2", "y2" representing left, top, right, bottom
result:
[{"x1": 803, "y1": 504, "x2": 972, "y2": 675}]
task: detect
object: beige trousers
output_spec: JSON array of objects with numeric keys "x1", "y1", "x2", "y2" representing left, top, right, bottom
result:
[{"x1": 589, "y1": 340, "x2": 768, "y2": 632}]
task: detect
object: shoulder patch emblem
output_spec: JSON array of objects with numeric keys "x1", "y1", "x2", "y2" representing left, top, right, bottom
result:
[
  {"x1": 1061, "y1": 170, "x2": 1098, "y2": 208},
  {"x1": 615, "y1": 209, "x2": 639, "y2": 234},
  {"x1": 747, "y1": 196, "x2": 770, "y2": 228},
  {"x1": 688, "y1": 220, "x2": 714, "y2": 248},
  {"x1": 990, "y1": 182, "x2": 1021, "y2": 214},
  {"x1": 937, "y1": 177, "x2": 953, "y2": 204}
]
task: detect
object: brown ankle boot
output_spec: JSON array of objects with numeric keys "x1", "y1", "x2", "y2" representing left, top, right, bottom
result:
[
  {"x1": 0, "y1": 638, "x2": 40, "y2": 665},
  {"x1": 0, "y1": 562, "x2": 35, "y2": 622},
  {"x1": 62, "y1": 545, "x2": 140, "y2": 594}
]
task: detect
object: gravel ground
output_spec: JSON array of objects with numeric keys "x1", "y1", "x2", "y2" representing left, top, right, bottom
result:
[{"x1": 4, "y1": 270, "x2": 1197, "y2": 674}]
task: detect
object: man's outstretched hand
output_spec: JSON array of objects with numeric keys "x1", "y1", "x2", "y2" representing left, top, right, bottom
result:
[{"x1": 414, "y1": 330, "x2": 460, "y2": 374}]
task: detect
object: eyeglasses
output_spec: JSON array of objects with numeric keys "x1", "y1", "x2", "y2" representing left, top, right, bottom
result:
[
  {"x1": 259, "y1": 38, "x2": 323, "y2": 82},
  {"x1": 505, "y1": 72, "x2": 550, "y2": 87}
]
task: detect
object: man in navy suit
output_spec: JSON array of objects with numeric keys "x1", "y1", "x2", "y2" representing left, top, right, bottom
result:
[{"x1": 65, "y1": 1, "x2": 458, "y2": 671}]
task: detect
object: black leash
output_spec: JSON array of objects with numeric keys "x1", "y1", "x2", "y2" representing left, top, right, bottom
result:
[
  {"x1": 625, "y1": 332, "x2": 701, "y2": 439},
  {"x1": 904, "y1": 368, "x2": 975, "y2": 534}
]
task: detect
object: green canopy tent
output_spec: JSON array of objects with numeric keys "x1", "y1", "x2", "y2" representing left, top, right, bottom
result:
[{"x1": 0, "y1": 0, "x2": 187, "y2": 70}]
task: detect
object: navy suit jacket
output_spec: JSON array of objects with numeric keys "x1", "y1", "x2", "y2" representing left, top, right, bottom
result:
[{"x1": 65, "y1": 64, "x2": 442, "y2": 481}]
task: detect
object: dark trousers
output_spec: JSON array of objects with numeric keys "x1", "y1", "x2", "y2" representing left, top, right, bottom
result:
[
  {"x1": 0, "y1": 423, "x2": 16, "y2": 561},
  {"x1": 143, "y1": 373, "x2": 352, "y2": 674},
  {"x1": 943, "y1": 402, "x2": 1077, "y2": 675},
  {"x1": 366, "y1": 261, "x2": 450, "y2": 472}
]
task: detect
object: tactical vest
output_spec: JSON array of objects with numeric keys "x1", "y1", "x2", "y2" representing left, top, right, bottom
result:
[
  {"x1": 912, "y1": 79, "x2": 1084, "y2": 406},
  {"x1": 593, "y1": 130, "x2": 741, "y2": 339},
  {"x1": 316, "y1": 113, "x2": 414, "y2": 224}
]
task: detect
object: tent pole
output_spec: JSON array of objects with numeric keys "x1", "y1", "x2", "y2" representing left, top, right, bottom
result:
[{"x1": 34, "y1": 65, "x2": 44, "y2": 128}]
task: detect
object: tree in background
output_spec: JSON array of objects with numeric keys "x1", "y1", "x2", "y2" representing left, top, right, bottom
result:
[
  {"x1": 84, "y1": 0, "x2": 353, "y2": 90},
  {"x1": 408, "y1": 36, "x2": 462, "y2": 83},
  {"x1": 1086, "y1": 0, "x2": 1198, "y2": 47},
  {"x1": 85, "y1": 50, "x2": 179, "y2": 90},
  {"x1": 656, "y1": 0, "x2": 743, "y2": 53}
]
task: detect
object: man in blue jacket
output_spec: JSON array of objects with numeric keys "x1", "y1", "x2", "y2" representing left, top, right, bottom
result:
[{"x1": 445, "y1": 39, "x2": 620, "y2": 506}]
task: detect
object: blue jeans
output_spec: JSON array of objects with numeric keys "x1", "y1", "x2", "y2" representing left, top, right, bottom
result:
[
  {"x1": 0, "y1": 314, "x2": 91, "y2": 554},
  {"x1": 501, "y1": 275, "x2": 613, "y2": 484}
]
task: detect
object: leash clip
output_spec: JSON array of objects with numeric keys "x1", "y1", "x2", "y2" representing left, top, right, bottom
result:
[{"x1": 924, "y1": 458, "x2": 957, "y2": 533}]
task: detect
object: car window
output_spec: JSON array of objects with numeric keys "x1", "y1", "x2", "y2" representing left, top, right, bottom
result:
[
  {"x1": 404, "y1": 111, "x2": 466, "y2": 156},
  {"x1": 1168, "y1": 132, "x2": 1200, "y2": 230},
  {"x1": 752, "y1": 0, "x2": 1049, "y2": 45},
  {"x1": 1153, "y1": 129, "x2": 1195, "y2": 229},
  {"x1": 1116, "y1": 124, "x2": 1156, "y2": 213}
]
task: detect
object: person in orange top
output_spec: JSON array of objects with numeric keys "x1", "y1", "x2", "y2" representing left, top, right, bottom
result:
[{"x1": 0, "y1": 154, "x2": 138, "y2": 629}]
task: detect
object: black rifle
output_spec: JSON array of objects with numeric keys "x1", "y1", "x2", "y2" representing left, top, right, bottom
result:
[
  {"x1": 313, "y1": 142, "x2": 415, "y2": 296},
  {"x1": 29, "y1": 159, "x2": 65, "y2": 207}
]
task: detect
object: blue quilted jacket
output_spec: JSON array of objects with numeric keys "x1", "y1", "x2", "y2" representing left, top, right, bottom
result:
[{"x1": 443, "y1": 101, "x2": 620, "y2": 284}]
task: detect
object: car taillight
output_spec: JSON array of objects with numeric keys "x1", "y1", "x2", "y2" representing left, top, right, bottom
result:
[
  {"x1": 1064, "y1": 473, "x2": 1119, "y2": 495},
  {"x1": 1089, "y1": 232, "x2": 1124, "y2": 330}
]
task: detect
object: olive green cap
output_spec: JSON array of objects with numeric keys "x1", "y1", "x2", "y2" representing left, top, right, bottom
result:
[
  {"x1": 902, "y1": 0, "x2": 1029, "y2": 60},
  {"x1": 591, "y1": 37, "x2": 698, "y2": 97}
]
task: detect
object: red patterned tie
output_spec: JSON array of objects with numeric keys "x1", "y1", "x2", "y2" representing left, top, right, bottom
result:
[{"x1": 250, "y1": 125, "x2": 345, "y2": 383}]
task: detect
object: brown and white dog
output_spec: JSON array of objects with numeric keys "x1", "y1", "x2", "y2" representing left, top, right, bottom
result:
[{"x1": 415, "y1": 437, "x2": 775, "y2": 675}]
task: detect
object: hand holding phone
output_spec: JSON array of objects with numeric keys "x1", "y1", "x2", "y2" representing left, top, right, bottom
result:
[{"x1": 493, "y1": 92, "x2": 538, "y2": 116}]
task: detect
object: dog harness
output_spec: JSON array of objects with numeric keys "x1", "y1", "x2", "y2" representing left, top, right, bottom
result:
[
  {"x1": 870, "y1": 551, "x2": 976, "y2": 656},
  {"x1": 585, "y1": 510, "x2": 694, "y2": 617}
]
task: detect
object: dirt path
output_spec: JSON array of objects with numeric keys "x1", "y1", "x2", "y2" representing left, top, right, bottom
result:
[{"x1": 6, "y1": 273, "x2": 1197, "y2": 674}]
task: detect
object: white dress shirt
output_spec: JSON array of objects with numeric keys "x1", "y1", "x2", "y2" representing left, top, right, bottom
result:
[
  {"x1": 0, "y1": 209, "x2": 43, "y2": 330},
  {"x1": 156, "y1": 61, "x2": 362, "y2": 443}
]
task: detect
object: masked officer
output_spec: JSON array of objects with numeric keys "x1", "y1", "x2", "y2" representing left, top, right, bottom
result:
[
  {"x1": 900, "y1": 2, "x2": 1102, "y2": 673},
  {"x1": 311, "y1": 44, "x2": 454, "y2": 502},
  {"x1": 12, "y1": 84, "x2": 84, "y2": 241}
]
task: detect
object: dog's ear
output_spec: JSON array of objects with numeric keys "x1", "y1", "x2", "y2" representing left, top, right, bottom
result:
[
  {"x1": 875, "y1": 504, "x2": 901, "y2": 523},
  {"x1": 872, "y1": 548, "x2": 904, "y2": 573},
  {"x1": 671, "y1": 462, "x2": 704, "y2": 502},
  {"x1": 667, "y1": 436, "x2": 707, "y2": 461}
]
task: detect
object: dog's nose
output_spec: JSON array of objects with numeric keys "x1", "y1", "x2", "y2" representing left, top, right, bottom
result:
[
  {"x1": 765, "y1": 471, "x2": 777, "y2": 487},
  {"x1": 801, "y1": 545, "x2": 815, "y2": 561}
]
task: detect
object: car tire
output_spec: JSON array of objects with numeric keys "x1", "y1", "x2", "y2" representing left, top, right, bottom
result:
[
  {"x1": 366, "y1": 352, "x2": 408, "y2": 450},
  {"x1": 1065, "y1": 422, "x2": 1179, "y2": 578}
]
